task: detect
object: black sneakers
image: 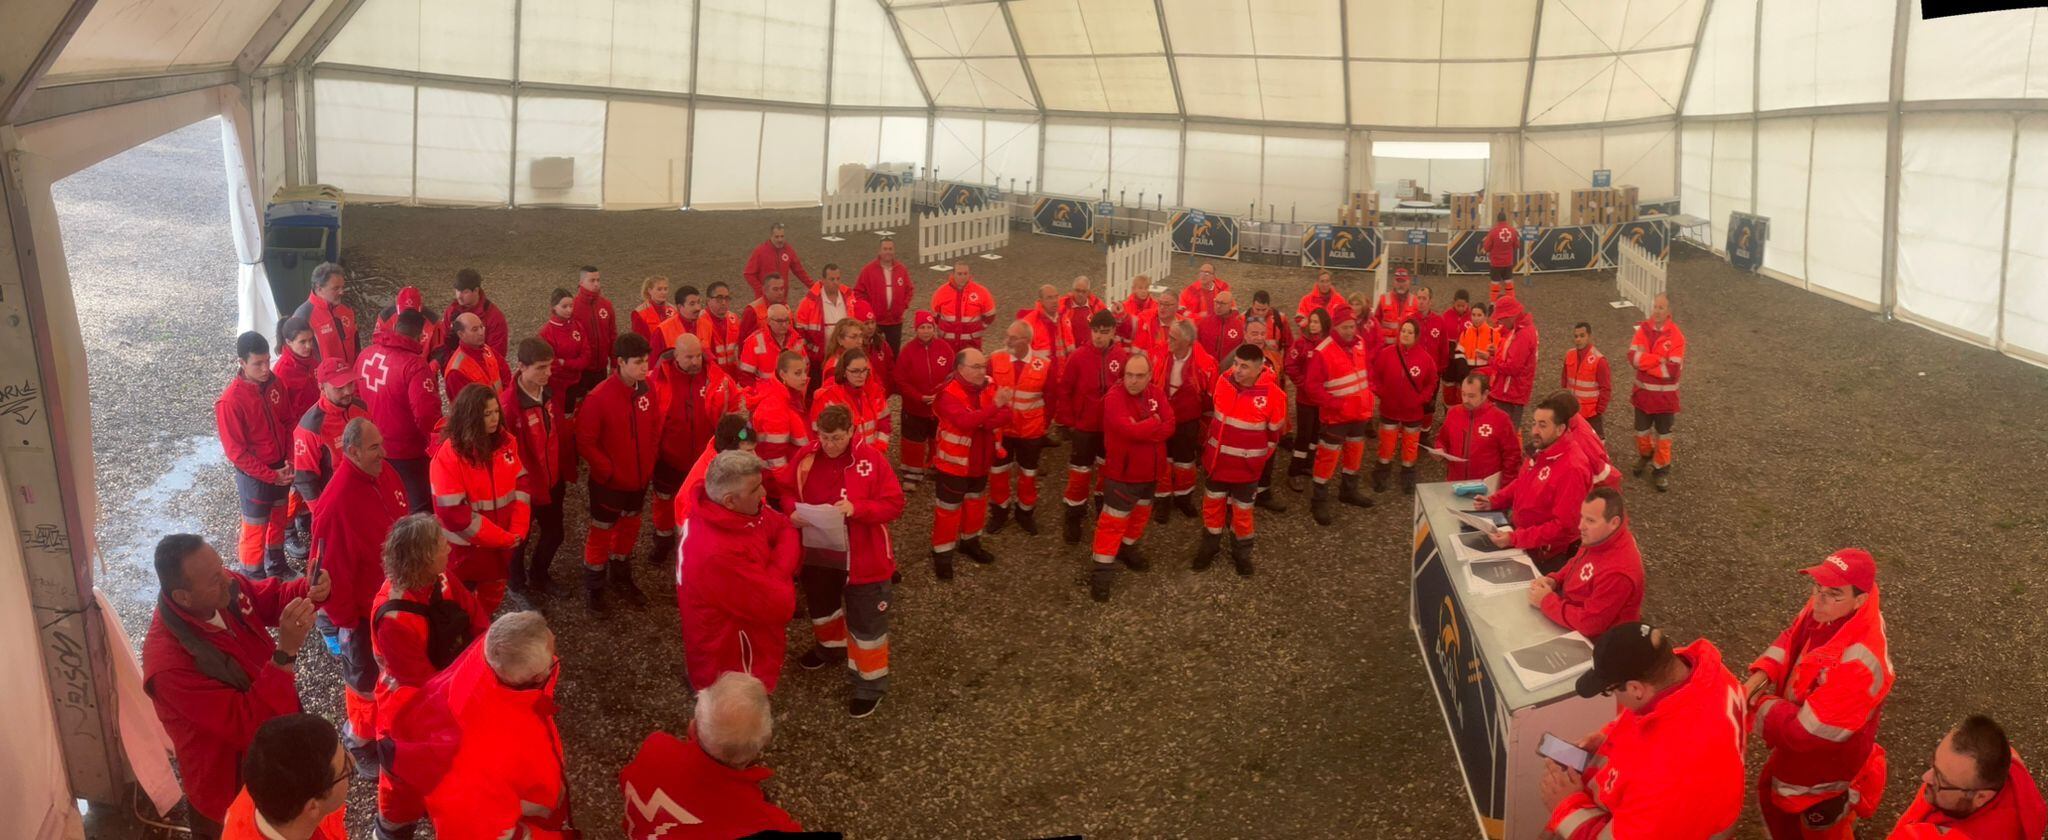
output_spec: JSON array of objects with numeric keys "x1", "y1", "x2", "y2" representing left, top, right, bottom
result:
[
  {"x1": 850, "y1": 696, "x2": 882, "y2": 718},
  {"x1": 799, "y1": 647, "x2": 830, "y2": 671}
]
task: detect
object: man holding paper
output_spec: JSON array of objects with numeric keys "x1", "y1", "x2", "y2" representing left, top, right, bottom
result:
[
  {"x1": 1433, "y1": 373, "x2": 1522, "y2": 484},
  {"x1": 781, "y1": 405, "x2": 904, "y2": 718},
  {"x1": 1528, "y1": 487, "x2": 1643, "y2": 638}
]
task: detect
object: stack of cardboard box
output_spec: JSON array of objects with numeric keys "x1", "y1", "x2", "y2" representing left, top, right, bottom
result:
[
  {"x1": 1488, "y1": 192, "x2": 1558, "y2": 228},
  {"x1": 1571, "y1": 187, "x2": 1642, "y2": 225},
  {"x1": 1449, "y1": 192, "x2": 1486, "y2": 230},
  {"x1": 1336, "y1": 191, "x2": 1380, "y2": 227}
]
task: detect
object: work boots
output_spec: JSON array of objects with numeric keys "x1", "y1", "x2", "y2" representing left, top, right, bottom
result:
[
  {"x1": 1192, "y1": 531, "x2": 1222, "y2": 571},
  {"x1": 263, "y1": 548, "x2": 301, "y2": 582},
  {"x1": 1231, "y1": 537, "x2": 1256, "y2": 577},
  {"x1": 1175, "y1": 493, "x2": 1198, "y2": 519},
  {"x1": 582, "y1": 567, "x2": 609, "y2": 615},
  {"x1": 284, "y1": 517, "x2": 311, "y2": 565},
  {"x1": 1311, "y1": 482, "x2": 1334, "y2": 526},
  {"x1": 932, "y1": 551, "x2": 957, "y2": 581},
  {"x1": 960, "y1": 537, "x2": 997, "y2": 565},
  {"x1": 1255, "y1": 488, "x2": 1288, "y2": 513},
  {"x1": 1063, "y1": 505, "x2": 1085, "y2": 544},
  {"x1": 985, "y1": 504, "x2": 1010, "y2": 535},
  {"x1": 1372, "y1": 462, "x2": 1392, "y2": 493},
  {"x1": 1089, "y1": 564, "x2": 1115, "y2": 602},
  {"x1": 1654, "y1": 467, "x2": 1670, "y2": 493},
  {"x1": 1634, "y1": 455, "x2": 1652, "y2": 477},
  {"x1": 1117, "y1": 542, "x2": 1150, "y2": 572},
  {"x1": 1339, "y1": 474, "x2": 1376, "y2": 508},
  {"x1": 1401, "y1": 465, "x2": 1419, "y2": 495},
  {"x1": 609, "y1": 561, "x2": 647, "y2": 608},
  {"x1": 647, "y1": 534, "x2": 676, "y2": 569},
  {"x1": 1152, "y1": 493, "x2": 1172, "y2": 525},
  {"x1": 1015, "y1": 507, "x2": 1040, "y2": 535}
]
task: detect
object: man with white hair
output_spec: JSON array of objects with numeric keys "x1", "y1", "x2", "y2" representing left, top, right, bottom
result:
[
  {"x1": 385, "y1": 611, "x2": 572, "y2": 840},
  {"x1": 679, "y1": 450, "x2": 801, "y2": 692},
  {"x1": 619, "y1": 672, "x2": 803, "y2": 840}
]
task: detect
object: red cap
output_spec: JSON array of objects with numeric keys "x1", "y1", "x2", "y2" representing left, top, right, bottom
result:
[
  {"x1": 1393, "y1": 267, "x2": 1412, "y2": 280},
  {"x1": 1331, "y1": 302, "x2": 1358, "y2": 325},
  {"x1": 396, "y1": 286, "x2": 424, "y2": 311},
  {"x1": 850, "y1": 300, "x2": 875, "y2": 322},
  {"x1": 913, "y1": 310, "x2": 936, "y2": 329},
  {"x1": 315, "y1": 358, "x2": 356, "y2": 388},
  {"x1": 1801, "y1": 548, "x2": 1876, "y2": 592}
]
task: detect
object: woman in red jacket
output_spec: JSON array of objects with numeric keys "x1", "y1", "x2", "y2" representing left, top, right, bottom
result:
[
  {"x1": 630, "y1": 275, "x2": 675, "y2": 358},
  {"x1": 780, "y1": 405, "x2": 905, "y2": 717},
  {"x1": 1090, "y1": 353, "x2": 1175, "y2": 603},
  {"x1": 814, "y1": 348, "x2": 891, "y2": 450},
  {"x1": 1283, "y1": 308, "x2": 1329, "y2": 491},
  {"x1": 429, "y1": 385, "x2": 531, "y2": 613},
  {"x1": 538, "y1": 288, "x2": 592, "y2": 414},
  {"x1": 889, "y1": 311, "x2": 954, "y2": 489},
  {"x1": 1371, "y1": 319, "x2": 1439, "y2": 495},
  {"x1": 272, "y1": 316, "x2": 321, "y2": 561}
]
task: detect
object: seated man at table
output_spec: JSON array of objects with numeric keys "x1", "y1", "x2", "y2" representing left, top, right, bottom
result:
[
  {"x1": 1543, "y1": 622, "x2": 1745, "y2": 839},
  {"x1": 1475, "y1": 392, "x2": 1593, "y2": 572},
  {"x1": 1528, "y1": 487, "x2": 1642, "y2": 638}
]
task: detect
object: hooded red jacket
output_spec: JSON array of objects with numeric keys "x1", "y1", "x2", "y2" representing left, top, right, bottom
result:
[
  {"x1": 678, "y1": 488, "x2": 801, "y2": 692},
  {"x1": 1371, "y1": 341, "x2": 1439, "y2": 424},
  {"x1": 576, "y1": 373, "x2": 661, "y2": 492},
  {"x1": 780, "y1": 440, "x2": 905, "y2": 585},
  {"x1": 1489, "y1": 300, "x2": 1539, "y2": 406},
  {"x1": 1539, "y1": 523, "x2": 1644, "y2": 638},
  {"x1": 441, "y1": 294, "x2": 509, "y2": 361},
  {"x1": 891, "y1": 334, "x2": 955, "y2": 419},
  {"x1": 141, "y1": 572, "x2": 311, "y2": 821},
  {"x1": 1750, "y1": 586, "x2": 1896, "y2": 816},
  {"x1": 1487, "y1": 440, "x2": 1592, "y2": 559},
  {"x1": 573, "y1": 285, "x2": 619, "y2": 373},
  {"x1": 1102, "y1": 382, "x2": 1174, "y2": 484},
  {"x1": 1304, "y1": 334, "x2": 1376, "y2": 424},
  {"x1": 620, "y1": 730, "x2": 802, "y2": 840},
  {"x1": 430, "y1": 434, "x2": 531, "y2": 587},
  {"x1": 502, "y1": 383, "x2": 572, "y2": 505},
  {"x1": 1439, "y1": 401, "x2": 1523, "y2": 483},
  {"x1": 272, "y1": 348, "x2": 319, "y2": 428},
  {"x1": 387, "y1": 643, "x2": 570, "y2": 840},
  {"x1": 216, "y1": 372, "x2": 293, "y2": 482},
  {"x1": 1055, "y1": 340, "x2": 1126, "y2": 432},
  {"x1": 1565, "y1": 414, "x2": 1621, "y2": 489},
  {"x1": 356, "y1": 331, "x2": 444, "y2": 460},
  {"x1": 310, "y1": 456, "x2": 409, "y2": 629},
  {"x1": 652, "y1": 361, "x2": 742, "y2": 474}
]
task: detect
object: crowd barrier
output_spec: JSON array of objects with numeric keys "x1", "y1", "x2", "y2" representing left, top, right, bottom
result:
[
  {"x1": 918, "y1": 204, "x2": 1009, "y2": 265},
  {"x1": 1105, "y1": 223, "x2": 1171, "y2": 305},
  {"x1": 821, "y1": 184, "x2": 911, "y2": 236},
  {"x1": 1615, "y1": 236, "x2": 1667, "y2": 313}
]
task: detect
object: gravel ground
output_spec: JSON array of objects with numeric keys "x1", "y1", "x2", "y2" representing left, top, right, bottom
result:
[{"x1": 56, "y1": 124, "x2": 2048, "y2": 839}]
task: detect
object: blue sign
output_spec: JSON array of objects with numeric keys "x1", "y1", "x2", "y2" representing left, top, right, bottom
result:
[
  {"x1": 1520, "y1": 225, "x2": 1539, "y2": 242},
  {"x1": 1314, "y1": 224, "x2": 1333, "y2": 241},
  {"x1": 1407, "y1": 228, "x2": 1428, "y2": 246},
  {"x1": 1096, "y1": 201, "x2": 1114, "y2": 217},
  {"x1": 1189, "y1": 210, "x2": 1206, "y2": 224},
  {"x1": 1593, "y1": 169, "x2": 1612, "y2": 188}
]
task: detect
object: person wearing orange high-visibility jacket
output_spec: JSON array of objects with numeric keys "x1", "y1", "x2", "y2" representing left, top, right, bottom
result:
[
  {"x1": 1629, "y1": 293, "x2": 1685, "y2": 492},
  {"x1": 1303, "y1": 303, "x2": 1378, "y2": 526},
  {"x1": 985, "y1": 321, "x2": 1056, "y2": 537},
  {"x1": 1294, "y1": 270, "x2": 1342, "y2": 333},
  {"x1": 1056, "y1": 276, "x2": 1108, "y2": 364},
  {"x1": 694, "y1": 282, "x2": 745, "y2": 379},
  {"x1": 429, "y1": 384, "x2": 531, "y2": 616},
  {"x1": 1370, "y1": 319, "x2": 1438, "y2": 496},
  {"x1": 931, "y1": 262, "x2": 997, "y2": 348},
  {"x1": 442, "y1": 313, "x2": 508, "y2": 405},
  {"x1": 737, "y1": 303, "x2": 808, "y2": 388},
  {"x1": 1744, "y1": 549, "x2": 1896, "y2": 840},
  {"x1": 929, "y1": 347, "x2": 1012, "y2": 581},
  {"x1": 655, "y1": 284, "x2": 704, "y2": 360},
  {"x1": 812, "y1": 346, "x2": 890, "y2": 451},
  {"x1": 1887, "y1": 715, "x2": 2047, "y2": 840},
  {"x1": 891, "y1": 312, "x2": 954, "y2": 490},
  {"x1": 1485, "y1": 212, "x2": 1520, "y2": 300},
  {"x1": 629, "y1": 276, "x2": 676, "y2": 359},
  {"x1": 1372, "y1": 268, "x2": 1421, "y2": 344},
  {"x1": 1238, "y1": 318, "x2": 1291, "y2": 513},
  {"x1": 294, "y1": 263, "x2": 360, "y2": 366},
  {"x1": 1454, "y1": 301, "x2": 1500, "y2": 388},
  {"x1": 1018, "y1": 284, "x2": 1069, "y2": 362},
  {"x1": 1197, "y1": 344, "x2": 1288, "y2": 577},
  {"x1": 745, "y1": 351, "x2": 812, "y2": 505},
  {"x1": 1561, "y1": 321, "x2": 1613, "y2": 439},
  {"x1": 1089, "y1": 352, "x2": 1174, "y2": 603},
  {"x1": 1154, "y1": 321, "x2": 1215, "y2": 524},
  {"x1": 794, "y1": 264, "x2": 856, "y2": 361},
  {"x1": 649, "y1": 334, "x2": 742, "y2": 574},
  {"x1": 1542, "y1": 622, "x2": 1747, "y2": 840},
  {"x1": 1179, "y1": 262, "x2": 1231, "y2": 319},
  {"x1": 1056, "y1": 310, "x2": 1127, "y2": 543}
]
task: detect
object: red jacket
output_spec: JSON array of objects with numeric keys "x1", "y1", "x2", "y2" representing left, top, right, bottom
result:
[
  {"x1": 1372, "y1": 292, "x2": 1420, "y2": 343},
  {"x1": 1294, "y1": 287, "x2": 1342, "y2": 329},
  {"x1": 1058, "y1": 293, "x2": 1107, "y2": 355},
  {"x1": 573, "y1": 286, "x2": 619, "y2": 373},
  {"x1": 742, "y1": 240, "x2": 811, "y2": 298},
  {"x1": 1429, "y1": 309, "x2": 1472, "y2": 386},
  {"x1": 389, "y1": 644, "x2": 569, "y2": 840},
  {"x1": 1628, "y1": 318, "x2": 1685, "y2": 414},
  {"x1": 1488, "y1": 441, "x2": 1592, "y2": 559},
  {"x1": 1246, "y1": 306, "x2": 1292, "y2": 353},
  {"x1": 631, "y1": 301, "x2": 676, "y2": 358},
  {"x1": 745, "y1": 379, "x2": 811, "y2": 483},
  {"x1": 1561, "y1": 346, "x2": 1612, "y2": 418},
  {"x1": 1159, "y1": 347, "x2": 1216, "y2": 429},
  {"x1": 1371, "y1": 342, "x2": 1438, "y2": 424},
  {"x1": 368, "y1": 573, "x2": 488, "y2": 737},
  {"x1": 1196, "y1": 311, "x2": 1248, "y2": 361},
  {"x1": 576, "y1": 373, "x2": 661, "y2": 491},
  {"x1": 1566, "y1": 414, "x2": 1621, "y2": 489},
  {"x1": 1486, "y1": 222, "x2": 1519, "y2": 268},
  {"x1": 222, "y1": 789, "x2": 347, "y2": 840},
  {"x1": 141, "y1": 572, "x2": 311, "y2": 821},
  {"x1": 695, "y1": 310, "x2": 745, "y2": 378},
  {"x1": 1304, "y1": 334, "x2": 1376, "y2": 424},
  {"x1": 291, "y1": 395, "x2": 368, "y2": 503},
  {"x1": 1439, "y1": 402, "x2": 1523, "y2": 483},
  {"x1": 1204, "y1": 368, "x2": 1287, "y2": 484},
  {"x1": 737, "y1": 326, "x2": 806, "y2": 387},
  {"x1": 1017, "y1": 305, "x2": 1066, "y2": 361},
  {"x1": 272, "y1": 348, "x2": 319, "y2": 429},
  {"x1": 294, "y1": 293, "x2": 360, "y2": 365},
  {"x1": 502, "y1": 384, "x2": 572, "y2": 505},
  {"x1": 1546, "y1": 640, "x2": 1746, "y2": 840},
  {"x1": 1751, "y1": 586, "x2": 1896, "y2": 815},
  {"x1": 430, "y1": 434, "x2": 531, "y2": 587},
  {"x1": 620, "y1": 731, "x2": 802, "y2": 840},
  {"x1": 853, "y1": 257, "x2": 913, "y2": 325},
  {"x1": 933, "y1": 377, "x2": 1011, "y2": 477},
  {"x1": 1102, "y1": 383, "x2": 1174, "y2": 483},
  {"x1": 442, "y1": 343, "x2": 507, "y2": 405},
  {"x1": 310, "y1": 456, "x2": 409, "y2": 629},
  {"x1": 1889, "y1": 751, "x2": 2046, "y2": 840},
  {"x1": 1284, "y1": 334, "x2": 1319, "y2": 391},
  {"x1": 537, "y1": 316, "x2": 592, "y2": 406},
  {"x1": 216, "y1": 373, "x2": 292, "y2": 483},
  {"x1": 356, "y1": 331, "x2": 444, "y2": 460},
  {"x1": 441, "y1": 294, "x2": 509, "y2": 361},
  {"x1": 1056, "y1": 341, "x2": 1125, "y2": 432},
  {"x1": 1179, "y1": 278, "x2": 1230, "y2": 318},
  {"x1": 1491, "y1": 322, "x2": 1539, "y2": 406},
  {"x1": 813, "y1": 379, "x2": 891, "y2": 448},
  {"x1": 780, "y1": 441, "x2": 905, "y2": 585},
  {"x1": 1539, "y1": 524, "x2": 1644, "y2": 638},
  {"x1": 931, "y1": 280, "x2": 997, "y2": 347},
  {"x1": 653, "y1": 361, "x2": 742, "y2": 474},
  {"x1": 890, "y1": 335, "x2": 955, "y2": 419},
  {"x1": 794, "y1": 284, "x2": 854, "y2": 356},
  {"x1": 678, "y1": 488, "x2": 800, "y2": 691}
]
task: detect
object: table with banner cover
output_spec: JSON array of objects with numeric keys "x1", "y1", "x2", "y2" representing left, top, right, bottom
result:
[{"x1": 1409, "y1": 482, "x2": 1614, "y2": 840}]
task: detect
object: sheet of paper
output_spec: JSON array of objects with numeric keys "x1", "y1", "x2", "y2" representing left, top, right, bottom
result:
[
  {"x1": 1507, "y1": 632, "x2": 1594, "y2": 692},
  {"x1": 1463, "y1": 555, "x2": 1540, "y2": 594},
  {"x1": 1451, "y1": 528, "x2": 1524, "y2": 563},
  {"x1": 792, "y1": 502, "x2": 850, "y2": 552}
]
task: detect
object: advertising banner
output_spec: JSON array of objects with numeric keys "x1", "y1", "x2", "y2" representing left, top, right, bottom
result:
[
  {"x1": 1169, "y1": 210, "x2": 1241, "y2": 260},
  {"x1": 938, "y1": 182, "x2": 988, "y2": 210},
  {"x1": 1727, "y1": 212, "x2": 1768, "y2": 272},
  {"x1": 1300, "y1": 224, "x2": 1384, "y2": 271},
  {"x1": 1411, "y1": 512, "x2": 1509, "y2": 837},
  {"x1": 1031, "y1": 197, "x2": 1095, "y2": 241},
  {"x1": 1600, "y1": 219, "x2": 1671, "y2": 268},
  {"x1": 1525, "y1": 225, "x2": 1600, "y2": 273},
  {"x1": 1447, "y1": 230, "x2": 1494, "y2": 274}
]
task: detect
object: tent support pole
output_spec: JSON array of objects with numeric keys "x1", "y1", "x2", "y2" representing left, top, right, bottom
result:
[{"x1": 1878, "y1": 0, "x2": 1910, "y2": 319}]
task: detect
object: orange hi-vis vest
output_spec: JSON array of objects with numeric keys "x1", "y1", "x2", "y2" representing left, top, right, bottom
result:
[
  {"x1": 443, "y1": 344, "x2": 505, "y2": 402},
  {"x1": 1374, "y1": 292, "x2": 1419, "y2": 343},
  {"x1": 1562, "y1": 346, "x2": 1609, "y2": 417},
  {"x1": 694, "y1": 310, "x2": 743, "y2": 373},
  {"x1": 1203, "y1": 368, "x2": 1287, "y2": 484},
  {"x1": 1307, "y1": 336, "x2": 1375, "y2": 424},
  {"x1": 1457, "y1": 323, "x2": 1500, "y2": 367},
  {"x1": 989, "y1": 349, "x2": 1053, "y2": 439},
  {"x1": 934, "y1": 378, "x2": 1003, "y2": 478}
]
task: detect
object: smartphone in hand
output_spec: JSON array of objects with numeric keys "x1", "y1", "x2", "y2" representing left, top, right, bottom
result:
[{"x1": 1539, "y1": 732, "x2": 1591, "y2": 772}]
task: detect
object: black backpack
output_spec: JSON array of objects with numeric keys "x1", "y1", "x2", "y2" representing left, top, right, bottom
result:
[{"x1": 373, "y1": 586, "x2": 478, "y2": 670}]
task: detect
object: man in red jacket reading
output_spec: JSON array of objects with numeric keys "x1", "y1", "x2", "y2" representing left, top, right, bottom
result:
[
  {"x1": 620, "y1": 672, "x2": 802, "y2": 840},
  {"x1": 679, "y1": 450, "x2": 801, "y2": 692},
  {"x1": 1529, "y1": 487, "x2": 1643, "y2": 639},
  {"x1": 576, "y1": 333, "x2": 661, "y2": 613},
  {"x1": 1434, "y1": 373, "x2": 1522, "y2": 484}
]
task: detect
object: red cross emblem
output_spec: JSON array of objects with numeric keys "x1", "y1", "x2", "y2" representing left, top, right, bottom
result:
[
  {"x1": 1539, "y1": 466, "x2": 1552, "y2": 481},
  {"x1": 1477, "y1": 423, "x2": 1493, "y2": 437},
  {"x1": 636, "y1": 395, "x2": 651, "y2": 412},
  {"x1": 1109, "y1": 359, "x2": 1122, "y2": 374},
  {"x1": 855, "y1": 460, "x2": 874, "y2": 477},
  {"x1": 1408, "y1": 366, "x2": 1421, "y2": 378},
  {"x1": 1252, "y1": 395, "x2": 1267, "y2": 410},
  {"x1": 502, "y1": 450, "x2": 516, "y2": 465},
  {"x1": 1578, "y1": 563, "x2": 1595, "y2": 582}
]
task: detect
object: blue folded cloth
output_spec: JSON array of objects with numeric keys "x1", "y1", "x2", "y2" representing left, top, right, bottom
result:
[
  {"x1": 1451, "y1": 481, "x2": 1488, "y2": 497},
  {"x1": 321, "y1": 632, "x2": 343, "y2": 658}
]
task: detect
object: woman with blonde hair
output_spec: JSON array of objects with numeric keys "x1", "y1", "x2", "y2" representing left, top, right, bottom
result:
[{"x1": 630, "y1": 275, "x2": 676, "y2": 356}]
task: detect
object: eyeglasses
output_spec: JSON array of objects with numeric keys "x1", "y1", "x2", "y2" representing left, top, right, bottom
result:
[
  {"x1": 711, "y1": 293, "x2": 732, "y2": 301},
  {"x1": 847, "y1": 366, "x2": 870, "y2": 375},
  {"x1": 329, "y1": 749, "x2": 357, "y2": 788},
  {"x1": 1929, "y1": 765, "x2": 1993, "y2": 798}
]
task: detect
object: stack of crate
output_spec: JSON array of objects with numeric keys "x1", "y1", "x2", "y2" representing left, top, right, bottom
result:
[
  {"x1": 1571, "y1": 187, "x2": 1642, "y2": 225},
  {"x1": 1449, "y1": 192, "x2": 1486, "y2": 229},
  {"x1": 1489, "y1": 192, "x2": 1558, "y2": 228},
  {"x1": 1336, "y1": 191, "x2": 1380, "y2": 227}
]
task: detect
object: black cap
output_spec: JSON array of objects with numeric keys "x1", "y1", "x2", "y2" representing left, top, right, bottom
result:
[{"x1": 1574, "y1": 622, "x2": 1672, "y2": 698}]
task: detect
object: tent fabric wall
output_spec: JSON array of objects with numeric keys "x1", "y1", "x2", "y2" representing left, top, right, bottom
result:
[
  {"x1": 1109, "y1": 122, "x2": 1181, "y2": 207},
  {"x1": 1754, "y1": 117, "x2": 1811, "y2": 282},
  {"x1": 1682, "y1": 0, "x2": 1755, "y2": 116},
  {"x1": 1521, "y1": 124, "x2": 1675, "y2": 201},
  {"x1": 2007, "y1": 116, "x2": 2048, "y2": 360},
  {"x1": 46, "y1": 0, "x2": 275, "y2": 79},
  {"x1": 1043, "y1": 121, "x2": 1111, "y2": 197},
  {"x1": 415, "y1": 87, "x2": 514, "y2": 206},
  {"x1": 1896, "y1": 112, "x2": 2013, "y2": 343},
  {"x1": 1904, "y1": 6, "x2": 2048, "y2": 101},
  {"x1": 604, "y1": 100, "x2": 690, "y2": 210},
  {"x1": 514, "y1": 97, "x2": 607, "y2": 207},
  {"x1": 518, "y1": 0, "x2": 696, "y2": 94},
  {"x1": 1755, "y1": 0, "x2": 1892, "y2": 110},
  {"x1": 1804, "y1": 115, "x2": 1886, "y2": 307},
  {"x1": 312, "y1": 76, "x2": 416, "y2": 201},
  {"x1": 321, "y1": 0, "x2": 518, "y2": 80},
  {"x1": 1181, "y1": 127, "x2": 1262, "y2": 213},
  {"x1": 1708, "y1": 120, "x2": 1753, "y2": 247}
]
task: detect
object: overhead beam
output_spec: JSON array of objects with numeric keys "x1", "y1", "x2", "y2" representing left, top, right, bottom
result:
[
  {"x1": 237, "y1": 0, "x2": 320, "y2": 74},
  {"x1": 1674, "y1": 0, "x2": 1716, "y2": 115},
  {"x1": 1153, "y1": 0, "x2": 1185, "y2": 119},
  {"x1": 996, "y1": 1, "x2": 1042, "y2": 113},
  {"x1": 1517, "y1": 0, "x2": 1546, "y2": 132},
  {"x1": 15, "y1": 68, "x2": 238, "y2": 125},
  {"x1": 881, "y1": 5, "x2": 935, "y2": 109},
  {"x1": 284, "y1": 0, "x2": 371, "y2": 67},
  {"x1": 0, "y1": 0, "x2": 99, "y2": 124}
]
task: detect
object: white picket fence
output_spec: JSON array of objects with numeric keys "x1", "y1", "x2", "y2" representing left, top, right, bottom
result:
[
  {"x1": 1616, "y1": 235, "x2": 1668, "y2": 312},
  {"x1": 918, "y1": 205, "x2": 1009, "y2": 264},
  {"x1": 1105, "y1": 223, "x2": 1171, "y2": 305},
  {"x1": 821, "y1": 184, "x2": 911, "y2": 235}
]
